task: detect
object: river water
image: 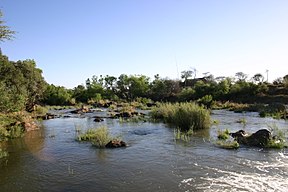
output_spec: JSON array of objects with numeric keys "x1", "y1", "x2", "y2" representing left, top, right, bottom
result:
[{"x1": 0, "y1": 110, "x2": 287, "y2": 192}]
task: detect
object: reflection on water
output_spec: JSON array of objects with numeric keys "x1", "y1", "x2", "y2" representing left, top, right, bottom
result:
[{"x1": 0, "y1": 110, "x2": 287, "y2": 192}]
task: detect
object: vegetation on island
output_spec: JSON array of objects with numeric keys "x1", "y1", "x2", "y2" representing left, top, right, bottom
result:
[
  {"x1": 150, "y1": 102, "x2": 211, "y2": 131},
  {"x1": 215, "y1": 126, "x2": 287, "y2": 150}
]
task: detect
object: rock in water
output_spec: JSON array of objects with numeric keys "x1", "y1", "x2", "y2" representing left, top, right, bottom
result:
[{"x1": 105, "y1": 140, "x2": 127, "y2": 148}]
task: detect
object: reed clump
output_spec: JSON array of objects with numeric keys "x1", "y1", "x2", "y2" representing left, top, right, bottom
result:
[
  {"x1": 150, "y1": 102, "x2": 211, "y2": 131},
  {"x1": 174, "y1": 128, "x2": 192, "y2": 142}
]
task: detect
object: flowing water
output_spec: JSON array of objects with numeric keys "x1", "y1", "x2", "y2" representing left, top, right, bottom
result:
[{"x1": 0, "y1": 110, "x2": 288, "y2": 192}]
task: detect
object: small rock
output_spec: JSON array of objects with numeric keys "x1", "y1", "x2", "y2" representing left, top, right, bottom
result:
[{"x1": 105, "y1": 140, "x2": 127, "y2": 148}]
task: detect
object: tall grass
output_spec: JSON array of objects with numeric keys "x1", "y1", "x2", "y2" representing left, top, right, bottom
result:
[
  {"x1": 174, "y1": 128, "x2": 192, "y2": 142},
  {"x1": 150, "y1": 102, "x2": 211, "y2": 131}
]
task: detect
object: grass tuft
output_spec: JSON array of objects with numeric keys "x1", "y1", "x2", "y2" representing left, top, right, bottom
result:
[
  {"x1": 215, "y1": 140, "x2": 240, "y2": 149},
  {"x1": 217, "y1": 129, "x2": 230, "y2": 140},
  {"x1": 174, "y1": 128, "x2": 192, "y2": 142},
  {"x1": 77, "y1": 126, "x2": 119, "y2": 148}
]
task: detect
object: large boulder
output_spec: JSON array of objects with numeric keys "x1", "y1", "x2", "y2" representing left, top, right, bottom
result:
[{"x1": 230, "y1": 129, "x2": 272, "y2": 147}]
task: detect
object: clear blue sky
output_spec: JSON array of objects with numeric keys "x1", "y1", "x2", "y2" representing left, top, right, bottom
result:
[{"x1": 1, "y1": 0, "x2": 288, "y2": 88}]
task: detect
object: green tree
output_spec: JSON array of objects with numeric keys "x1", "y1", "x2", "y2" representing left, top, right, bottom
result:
[
  {"x1": 116, "y1": 74, "x2": 130, "y2": 99},
  {"x1": 72, "y1": 85, "x2": 87, "y2": 103},
  {"x1": 252, "y1": 73, "x2": 264, "y2": 84},
  {"x1": 104, "y1": 75, "x2": 117, "y2": 91},
  {"x1": 214, "y1": 78, "x2": 230, "y2": 99},
  {"x1": 128, "y1": 75, "x2": 150, "y2": 99},
  {"x1": 103, "y1": 75, "x2": 118, "y2": 99},
  {"x1": 0, "y1": 54, "x2": 46, "y2": 112},
  {"x1": 178, "y1": 87, "x2": 195, "y2": 101},
  {"x1": 150, "y1": 76, "x2": 180, "y2": 101},
  {"x1": 17, "y1": 59, "x2": 46, "y2": 111},
  {"x1": 283, "y1": 74, "x2": 288, "y2": 87},
  {"x1": 0, "y1": 10, "x2": 16, "y2": 42},
  {"x1": 42, "y1": 84, "x2": 72, "y2": 106},
  {"x1": 181, "y1": 70, "x2": 193, "y2": 81},
  {"x1": 235, "y1": 72, "x2": 248, "y2": 82},
  {"x1": 116, "y1": 74, "x2": 150, "y2": 100}
]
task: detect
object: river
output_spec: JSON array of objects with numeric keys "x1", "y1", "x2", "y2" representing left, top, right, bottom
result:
[{"x1": 0, "y1": 110, "x2": 287, "y2": 192}]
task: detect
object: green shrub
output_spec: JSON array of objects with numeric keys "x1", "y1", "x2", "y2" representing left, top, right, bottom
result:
[
  {"x1": 33, "y1": 105, "x2": 48, "y2": 116},
  {"x1": 259, "y1": 103, "x2": 286, "y2": 119},
  {"x1": 150, "y1": 102, "x2": 211, "y2": 131},
  {"x1": 197, "y1": 95, "x2": 215, "y2": 108}
]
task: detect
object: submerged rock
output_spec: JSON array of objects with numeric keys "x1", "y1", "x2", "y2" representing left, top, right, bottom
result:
[
  {"x1": 94, "y1": 117, "x2": 104, "y2": 122},
  {"x1": 37, "y1": 113, "x2": 57, "y2": 120},
  {"x1": 105, "y1": 140, "x2": 127, "y2": 148},
  {"x1": 111, "y1": 111, "x2": 146, "y2": 118},
  {"x1": 70, "y1": 106, "x2": 92, "y2": 114}
]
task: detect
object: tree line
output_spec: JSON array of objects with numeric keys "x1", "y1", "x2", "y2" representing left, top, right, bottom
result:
[{"x1": 42, "y1": 71, "x2": 288, "y2": 106}]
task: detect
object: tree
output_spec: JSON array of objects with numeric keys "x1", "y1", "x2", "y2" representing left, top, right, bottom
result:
[
  {"x1": 72, "y1": 85, "x2": 87, "y2": 103},
  {"x1": 16, "y1": 59, "x2": 46, "y2": 111},
  {"x1": 116, "y1": 74, "x2": 150, "y2": 100},
  {"x1": 116, "y1": 74, "x2": 130, "y2": 99},
  {"x1": 0, "y1": 53, "x2": 46, "y2": 112},
  {"x1": 104, "y1": 75, "x2": 117, "y2": 91},
  {"x1": 235, "y1": 72, "x2": 248, "y2": 82},
  {"x1": 283, "y1": 74, "x2": 288, "y2": 87},
  {"x1": 252, "y1": 73, "x2": 264, "y2": 84},
  {"x1": 214, "y1": 79, "x2": 230, "y2": 99},
  {"x1": 128, "y1": 75, "x2": 150, "y2": 99},
  {"x1": 0, "y1": 10, "x2": 16, "y2": 42},
  {"x1": 181, "y1": 70, "x2": 193, "y2": 81},
  {"x1": 273, "y1": 77, "x2": 283, "y2": 85},
  {"x1": 42, "y1": 84, "x2": 72, "y2": 106}
]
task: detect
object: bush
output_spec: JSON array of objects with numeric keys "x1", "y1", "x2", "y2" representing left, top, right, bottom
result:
[
  {"x1": 197, "y1": 95, "x2": 215, "y2": 108},
  {"x1": 150, "y1": 102, "x2": 211, "y2": 131}
]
